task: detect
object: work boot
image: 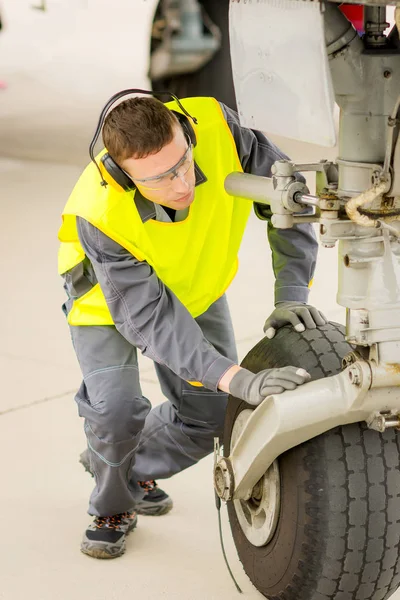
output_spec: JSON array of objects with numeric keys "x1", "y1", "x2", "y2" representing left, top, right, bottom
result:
[
  {"x1": 136, "y1": 479, "x2": 173, "y2": 516},
  {"x1": 79, "y1": 450, "x2": 173, "y2": 516},
  {"x1": 81, "y1": 511, "x2": 137, "y2": 559}
]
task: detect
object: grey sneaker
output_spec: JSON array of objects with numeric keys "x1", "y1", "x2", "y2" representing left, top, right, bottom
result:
[
  {"x1": 81, "y1": 511, "x2": 137, "y2": 559},
  {"x1": 79, "y1": 451, "x2": 173, "y2": 516},
  {"x1": 136, "y1": 479, "x2": 173, "y2": 516}
]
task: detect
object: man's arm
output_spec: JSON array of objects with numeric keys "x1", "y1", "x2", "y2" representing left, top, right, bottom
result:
[
  {"x1": 75, "y1": 217, "x2": 235, "y2": 391},
  {"x1": 66, "y1": 219, "x2": 312, "y2": 404},
  {"x1": 72, "y1": 220, "x2": 311, "y2": 403},
  {"x1": 219, "y1": 102, "x2": 318, "y2": 305}
]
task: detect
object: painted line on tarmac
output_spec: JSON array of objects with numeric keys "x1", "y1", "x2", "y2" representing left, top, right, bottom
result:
[
  {"x1": 0, "y1": 390, "x2": 77, "y2": 416},
  {"x1": 0, "y1": 377, "x2": 158, "y2": 416}
]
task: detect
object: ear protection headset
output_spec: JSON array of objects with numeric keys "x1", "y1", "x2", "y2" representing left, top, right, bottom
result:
[{"x1": 89, "y1": 88, "x2": 198, "y2": 190}]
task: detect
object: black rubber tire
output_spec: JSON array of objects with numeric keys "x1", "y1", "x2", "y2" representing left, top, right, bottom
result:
[
  {"x1": 150, "y1": 0, "x2": 237, "y2": 111},
  {"x1": 224, "y1": 323, "x2": 400, "y2": 600}
]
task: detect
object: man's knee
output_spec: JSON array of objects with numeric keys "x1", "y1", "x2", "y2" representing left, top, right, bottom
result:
[
  {"x1": 76, "y1": 377, "x2": 151, "y2": 443},
  {"x1": 98, "y1": 395, "x2": 151, "y2": 442}
]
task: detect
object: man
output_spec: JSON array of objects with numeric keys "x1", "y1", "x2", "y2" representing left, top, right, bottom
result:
[{"x1": 58, "y1": 92, "x2": 326, "y2": 559}]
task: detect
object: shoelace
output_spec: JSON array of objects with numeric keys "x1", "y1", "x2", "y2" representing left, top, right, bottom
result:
[
  {"x1": 94, "y1": 511, "x2": 133, "y2": 530},
  {"x1": 138, "y1": 479, "x2": 157, "y2": 493}
]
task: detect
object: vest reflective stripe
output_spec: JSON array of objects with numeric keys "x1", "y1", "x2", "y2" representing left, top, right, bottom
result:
[{"x1": 58, "y1": 97, "x2": 252, "y2": 325}]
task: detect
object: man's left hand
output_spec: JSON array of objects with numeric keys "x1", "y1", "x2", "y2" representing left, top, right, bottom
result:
[{"x1": 264, "y1": 301, "x2": 328, "y2": 339}]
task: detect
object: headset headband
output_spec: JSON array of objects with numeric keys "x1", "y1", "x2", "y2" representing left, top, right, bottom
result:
[{"x1": 89, "y1": 88, "x2": 198, "y2": 186}]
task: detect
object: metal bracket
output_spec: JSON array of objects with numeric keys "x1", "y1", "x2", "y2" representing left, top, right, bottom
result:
[
  {"x1": 367, "y1": 410, "x2": 400, "y2": 432},
  {"x1": 214, "y1": 438, "x2": 235, "y2": 503},
  {"x1": 225, "y1": 360, "x2": 400, "y2": 500}
]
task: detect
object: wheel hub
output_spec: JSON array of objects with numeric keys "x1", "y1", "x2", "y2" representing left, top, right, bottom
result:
[{"x1": 231, "y1": 409, "x2": 281, "y2": 547}]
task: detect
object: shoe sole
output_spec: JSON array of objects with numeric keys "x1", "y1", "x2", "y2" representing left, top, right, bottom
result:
[
  {"x1": 136, "y1": 497, "x2": 173, "y2": 516},
  {"x1": 81, "y1": 515, "x2": 137, "y2": 559},
  {"x1": 79, "y1": 453, "x2": 173, "y2": 516},
  {"x1": 81, "y1": 546, "x2": 125, "y2": 559}
]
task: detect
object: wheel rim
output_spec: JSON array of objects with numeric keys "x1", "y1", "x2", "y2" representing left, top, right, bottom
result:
[{"x1": 231, "y1": 409, "x2": 281, "y2": 547}]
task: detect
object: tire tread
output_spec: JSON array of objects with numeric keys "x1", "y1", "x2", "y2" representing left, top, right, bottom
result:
[{"x1": 226, "y1": 323, "x2": 400, "y2": 600}]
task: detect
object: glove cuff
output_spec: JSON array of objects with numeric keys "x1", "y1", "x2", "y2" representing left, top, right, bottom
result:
[
  {"x1": 229, "y1": 368, "x2": 254, "y2": 401},
  {"x1": 275, "y1": 300, "x2": 307, "y2": 307}
]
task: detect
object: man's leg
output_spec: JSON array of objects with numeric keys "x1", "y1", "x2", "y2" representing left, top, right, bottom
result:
[
  {"x1": 132, "y1": 295, "x2": 238, "y2": 481},
  {"x1": 70, "y1": 324, "x2": 151, "y2": 557}
]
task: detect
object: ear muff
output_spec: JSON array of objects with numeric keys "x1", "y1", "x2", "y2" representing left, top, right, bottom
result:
[
  {"x1": 100, "y1": 153, "x2": 136, "y2": 191},
  {"x1": 171, "y1": 110, "x2": 197, "y2": 147},
  {"x1": 89, "y1": 88, "x2": 198, "y2": 188}
]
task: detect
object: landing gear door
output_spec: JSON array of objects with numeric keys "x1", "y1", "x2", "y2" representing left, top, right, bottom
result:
[{"x1": 229, "y1": 0, "x2": 337, "y2": 147}]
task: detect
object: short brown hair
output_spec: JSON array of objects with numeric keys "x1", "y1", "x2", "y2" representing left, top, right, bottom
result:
[{"x1": 102, "y1": 96, "x2": 178, "y2": 164}]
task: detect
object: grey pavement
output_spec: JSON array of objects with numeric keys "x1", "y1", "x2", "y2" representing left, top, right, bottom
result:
[{"x1": 0, "y1": 3, "x2": 396, "y2": 600}]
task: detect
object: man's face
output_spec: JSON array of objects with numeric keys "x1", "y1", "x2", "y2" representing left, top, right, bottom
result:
[{"x1": 121, "y1": 124, "x2": 196, "y2": 211}]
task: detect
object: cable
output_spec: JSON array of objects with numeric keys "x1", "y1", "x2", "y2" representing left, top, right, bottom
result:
[
  {"x1": 215, "y1": 491, "x2": 242, "y2": 594},
  {"x1": 383, "y1": 92, "x2": 400, "y2": 176},
  {"x1": 345, "y1": 181, "x2": 388, "y2": 226},
  {"x1": 376, "y1": 220, "x2": 400, "y2": 239},
  {"x1": 359, "y1": 207, "x2": 400, "y2": 219}
]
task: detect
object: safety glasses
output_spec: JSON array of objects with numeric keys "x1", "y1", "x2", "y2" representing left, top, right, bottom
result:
[{"x1": 132, "y1": 136, "x2": 193, "y2": 191}]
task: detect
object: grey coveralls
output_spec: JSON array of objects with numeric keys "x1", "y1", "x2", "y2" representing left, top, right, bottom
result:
[{"x1": 63, "y1": 103, "x2": 318, "y2": 516}]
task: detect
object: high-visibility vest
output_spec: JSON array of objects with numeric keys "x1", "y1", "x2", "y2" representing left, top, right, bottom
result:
[{"x1": 58, "y1": 97, "x2": 252, "y2": 326}]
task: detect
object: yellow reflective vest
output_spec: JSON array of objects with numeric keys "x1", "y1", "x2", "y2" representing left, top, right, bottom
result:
[{"x1": 58, "y1": 97, "x2": 252, "y2": 326}]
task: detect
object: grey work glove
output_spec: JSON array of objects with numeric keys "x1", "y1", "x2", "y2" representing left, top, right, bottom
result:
[
  {"x1": 229, "y1": 366, "x2": 311, "y2": 407},
  {"x1": 264, "y1": 301, "x2": 328, "y2": 339}
]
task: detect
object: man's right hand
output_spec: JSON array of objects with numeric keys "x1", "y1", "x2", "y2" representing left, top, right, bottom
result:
[{"x1": 220, "y1": 365, "x2": 311, "y2": 407}]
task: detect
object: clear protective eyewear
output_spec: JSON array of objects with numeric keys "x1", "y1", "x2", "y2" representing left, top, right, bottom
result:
[{"x1": 132, "y1": 136, "x2": 193, "y2": 191}]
